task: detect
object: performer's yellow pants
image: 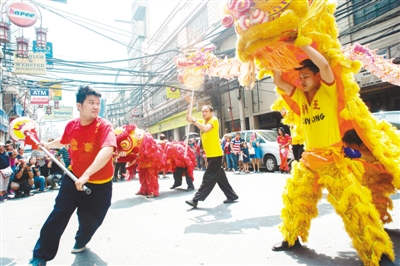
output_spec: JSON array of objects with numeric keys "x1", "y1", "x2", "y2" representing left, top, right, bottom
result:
[{"x1": 279, "y1": 148, "x2": 394, "y2": 266}]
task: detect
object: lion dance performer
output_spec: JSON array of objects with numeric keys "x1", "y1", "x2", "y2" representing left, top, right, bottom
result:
[
  {"x1": 114, "y1": 125, "x2": 165, "y2": 198},
  {"x1": 342, "y1": 129, "x2": 396, "y2": 225},
  {"x1": 162, "y1": 141, "x2": 196, "y2": 191},
  {"x1": 221, "y1": 0, "x2": 399, "y2": 265}
]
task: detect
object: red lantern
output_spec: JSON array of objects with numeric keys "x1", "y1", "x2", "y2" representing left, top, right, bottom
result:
[
  {"x1": 0, "y1": 22, "x2": 10, "y2": 43},
  {"x1": 35, "y1": 27, "x2": 47, "y2": 48},
  {"x1": 16, "y1": 37, "x2": 29, "y2": 58}
]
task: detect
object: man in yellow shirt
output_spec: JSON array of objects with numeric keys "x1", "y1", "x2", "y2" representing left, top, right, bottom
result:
[
  {"x1": 184, "y1": 95, "x2": 238, "y2": 208},
  {"x1": 271, "y1": 45, "x2": 394, "y2": 265}
]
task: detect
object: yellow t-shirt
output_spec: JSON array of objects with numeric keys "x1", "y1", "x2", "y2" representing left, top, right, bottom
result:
[
  {"x1": 291, "y1": 81, "x2": 340, "y2": 149},
  {"x1": 198, "y1": 116, "x2": 223, "y2": 158}
]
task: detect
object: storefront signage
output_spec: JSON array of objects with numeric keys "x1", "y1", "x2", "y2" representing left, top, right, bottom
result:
[
  {"x1": 132, "y1": 108, "x2": 140, "y2": 117},
  {"x1": 14, "y1": 52, "x2": 46, "y2": 75},
  {"x1": 7, "y1": 2, "x2": 37, "y2": 27},
  {"x1": 40, "y1": 80, "x2": 62, "y2": 100},
  {"x1": 30, "y1": 88, "x2": 49, "y2": 104},
  {"x1": 148, "y1": 109, "x2": 203, "y2": 134},
  {"x1": 44, "y1": 106, "x2": 74, "y2": 121},
  {"x1": 33, "y1": 41, "x2": 53, "y2": 65}
]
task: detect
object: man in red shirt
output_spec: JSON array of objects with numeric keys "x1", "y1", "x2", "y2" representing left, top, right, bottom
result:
[{"x1": 29, "y1": 85, "x2": 116, "y2": 266}]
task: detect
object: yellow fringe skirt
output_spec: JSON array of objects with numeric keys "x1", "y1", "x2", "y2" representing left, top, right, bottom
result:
[{"x1": 279, "y1": 150, "x2": 394, "y2": 266}]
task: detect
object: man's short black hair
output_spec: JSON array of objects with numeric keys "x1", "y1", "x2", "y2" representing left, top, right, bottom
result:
[
  {"x1": 342, "y1": 129, "x2": 363, "y2": 146},
  {"x1": 76, "y1": 85, "x2": 102, "y2": 104},
  {"x1": 202, "y1": 105, "x2": 214, "y2": 112},
  {"x1": 295, "y1": 59, "x2": 320, "y2": 74}
]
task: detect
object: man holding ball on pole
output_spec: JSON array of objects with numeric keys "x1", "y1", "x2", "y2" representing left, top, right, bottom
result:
[{"x1": 29, "y1": 85, "x2": 116, "y2": 266}]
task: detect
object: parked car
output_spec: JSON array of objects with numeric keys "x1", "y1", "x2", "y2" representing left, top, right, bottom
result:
[
  {"x1": 225, "y1": 130, "x2": 293, "y2": 172},
  {"x1": 372, "y1": 111, "x2": 400, "y2": 132}
]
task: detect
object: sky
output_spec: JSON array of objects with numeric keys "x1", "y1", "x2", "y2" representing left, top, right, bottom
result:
[{"x1": 24, "y1": 0, "x2": 178, "y2": 105}]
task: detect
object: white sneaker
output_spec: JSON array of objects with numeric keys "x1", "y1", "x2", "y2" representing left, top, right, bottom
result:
[{"x1": 234, "y1": 170, "x2": 240, "y2": 174}]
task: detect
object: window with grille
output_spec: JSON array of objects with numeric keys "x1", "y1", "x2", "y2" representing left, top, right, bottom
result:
[
  {"x1": 187, "y1": 7, "x2": 208, "y2": 43},
  {"x1": 353, "y1": 0, "x2": 400, "y2": 25}
]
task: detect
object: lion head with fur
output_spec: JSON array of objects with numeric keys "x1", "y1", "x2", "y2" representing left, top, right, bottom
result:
[
  {"x1": 221, "y1": 0, "x2": 342, "y2": 82},
  {"x1": 114, "y1": 125, "x2": 144, "y2": 162}
]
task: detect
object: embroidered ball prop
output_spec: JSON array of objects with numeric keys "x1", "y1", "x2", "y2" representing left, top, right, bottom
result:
[
  {"x1": 9, "y1": 116, "x2": 91, "y2": 194},
  {"x1": 174, "y1": 47, "x2": 217, "y2": 90},
  {"x1": 9, "y1": 117, "x2": 38, "y2": 142}
]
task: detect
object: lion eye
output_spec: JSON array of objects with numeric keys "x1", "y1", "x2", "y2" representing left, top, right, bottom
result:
[{"x1": 121, "y1": 140, "x2": 130, "y2": 149}]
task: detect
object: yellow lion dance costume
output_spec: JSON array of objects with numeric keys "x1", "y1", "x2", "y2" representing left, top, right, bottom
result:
[{"x1": 222, "y1": 0, "x2": 400, "y2": 265}]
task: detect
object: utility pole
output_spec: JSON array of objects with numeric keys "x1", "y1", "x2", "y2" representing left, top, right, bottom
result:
[{"x1": 237, "y1": 87, "x2": 246, "y2": 131}]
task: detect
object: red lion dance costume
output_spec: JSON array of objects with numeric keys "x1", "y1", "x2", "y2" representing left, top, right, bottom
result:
[
  {"x1": 115, "y1": 125, "x2": 165, "y2": 197},
  {"x1": 162, "y1": 141, "x2": 196, "y2": 184},
  {"x1": 222, "y1": 0, "x2": 399, "y2": 265}
]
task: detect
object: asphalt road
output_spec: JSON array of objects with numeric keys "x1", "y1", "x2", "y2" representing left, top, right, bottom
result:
[{"x1": 1, "y1": 170, "x2": 399, "y2": 266}]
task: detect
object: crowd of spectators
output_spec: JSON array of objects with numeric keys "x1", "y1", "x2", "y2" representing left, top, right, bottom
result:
[
  {"x1": 221, "y1": 132, "x2": 262, "y2": 174},
  {"x1": 0, "y1": 139, "x2": 71, "y2": 202}
]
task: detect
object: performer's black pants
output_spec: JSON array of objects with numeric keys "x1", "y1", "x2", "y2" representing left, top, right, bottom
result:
[
  {"x1": 193, "y1": 156, "x2": 238, "y2": 202},
  {"x1": 172, "y1": 167, "x2": 194, "y2": 189},
  {"x1": 292, "y1": 144, "x2": 305, "y2": 161},
  {"x1": 33, "y1": 175, "x2": 112, "y2": 261},
  {"x1": 114, "y1": 162, "x2": 126, "y2": 179}
]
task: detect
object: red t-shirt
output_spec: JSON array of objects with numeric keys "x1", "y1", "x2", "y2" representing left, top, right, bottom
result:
[{"x1": 61, "y1": 117, "x2": 116, "y2": 184}]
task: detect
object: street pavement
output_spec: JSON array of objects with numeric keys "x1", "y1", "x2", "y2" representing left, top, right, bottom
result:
[{"x1": 1, "y1": 170, "x2": 399, "y2": 266}]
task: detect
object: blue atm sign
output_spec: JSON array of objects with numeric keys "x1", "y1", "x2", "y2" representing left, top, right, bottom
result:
[{"x1": 30, "y1": 88, "x2": 49, "y2": 104}]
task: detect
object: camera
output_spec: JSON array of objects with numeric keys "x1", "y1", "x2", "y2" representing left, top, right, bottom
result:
[{"x1": 27, "y1": 163, "x2": 32, "y2": 166}]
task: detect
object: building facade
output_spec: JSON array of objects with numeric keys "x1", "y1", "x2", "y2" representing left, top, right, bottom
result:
[{"x1": 337, "y1": 0, "x2": 400, "y2": 112}]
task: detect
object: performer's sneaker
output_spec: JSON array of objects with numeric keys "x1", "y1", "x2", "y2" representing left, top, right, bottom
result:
[
  {"x1": 185, "y1": 200, "x2": 198, "y2": 208},
  {"x1": 71, "y1": 245, "x2": 86, "y2": 253},
  {"x1": 272, "y1": 238, "x2": 301, "y2": 251},
  {"x1": 29, "y1": 258, "x2": 47, "y2": 266}
]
